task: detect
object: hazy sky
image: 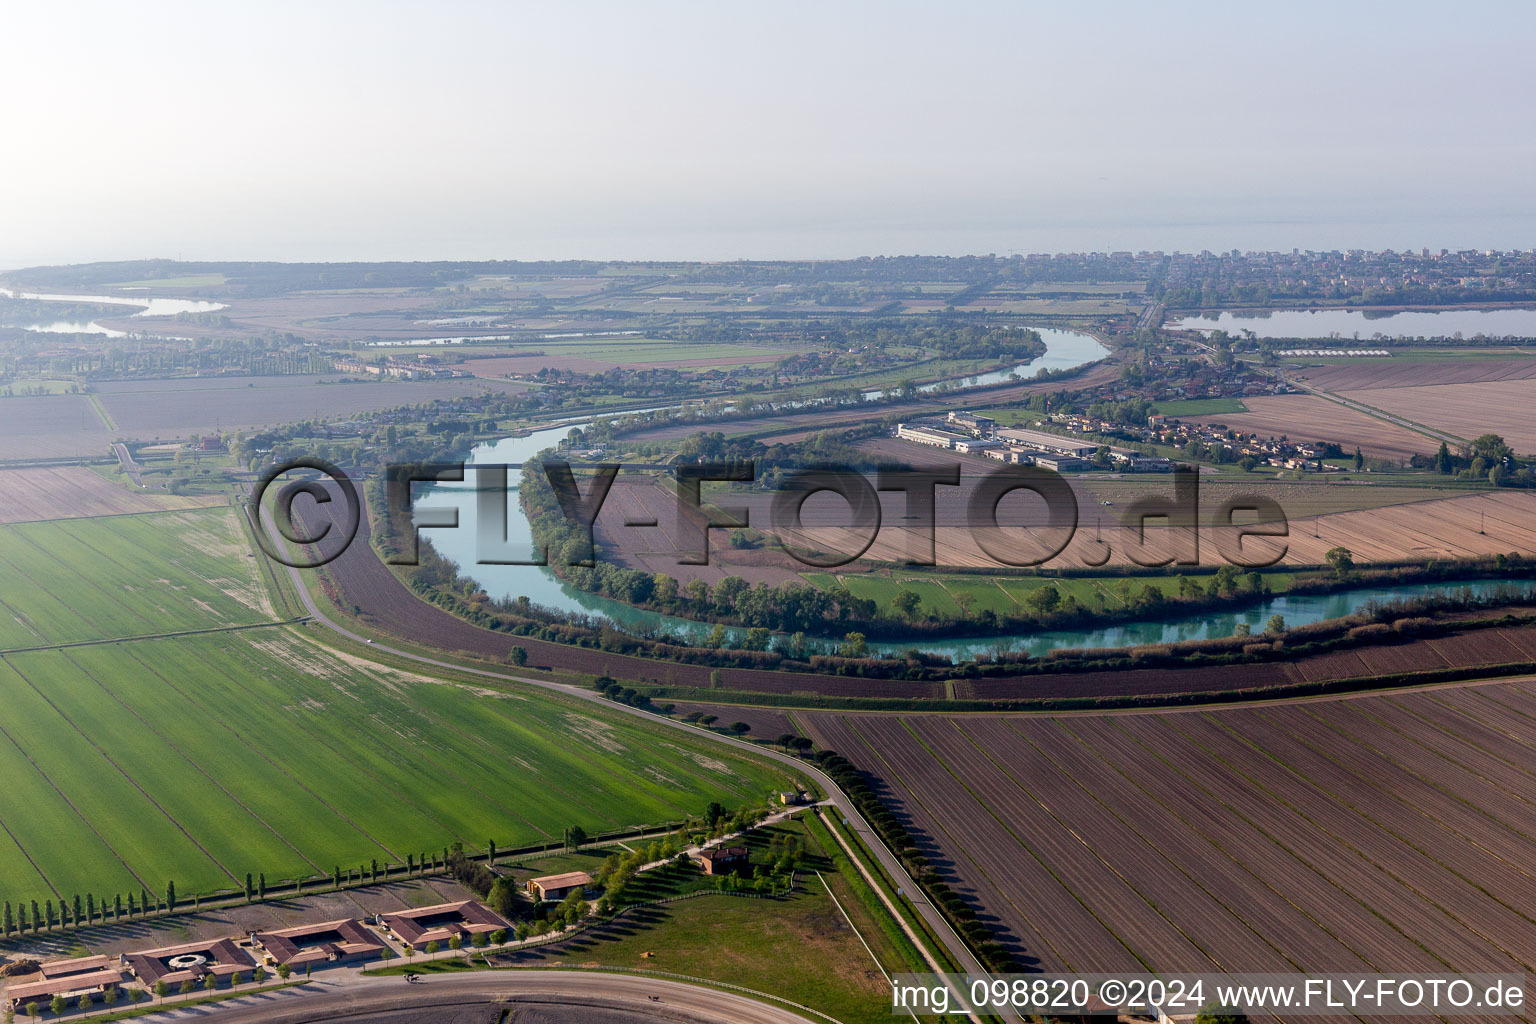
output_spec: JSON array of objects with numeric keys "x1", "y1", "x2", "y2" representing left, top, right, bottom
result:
[{"x1": 2, "y1": 0, "x2": 1533, "y2": 264}]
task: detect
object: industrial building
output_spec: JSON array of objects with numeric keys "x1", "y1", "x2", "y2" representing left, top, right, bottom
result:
[
  {"x1": 994, "y1": 428, "x2": 1100, "y2": 459},
  {"x1": 895, "y1": 423, "x2": 962, "y2": 448}
]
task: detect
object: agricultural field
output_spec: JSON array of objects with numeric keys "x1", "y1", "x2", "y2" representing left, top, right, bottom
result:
[
  {"x1": 796, "y1": 681, "x2": 1536, "y2": 983},
  {"x1": 0, "y1": 466, "x2": 221, "y2": 524},
  {"x1": 1339, "y1": 379, "x2": 1536, "y2": 454},
  {"x1": 0, "y1": 507, "x2": 275, "y2": 649},
  {"x1": 94, "y1": 374, "x2": 502, "y2": 440},
  {"x1": 448, "y1": 339, "x2": 798, "y2": 377},
  {"x1": 0, "y1": 394, "x2": 112, "y2": 460},
  {"x1": 1278, "y1": 489, "x2": 1536, "y2": 564},
  {"x1": 595, "y1": 467, "x2": 1536, "y2": 587},
  {"x1": 1289, "y1": 354, "x2": 1536, "y2": 392},
  {"x1": 0, "y1": 378, "x2": 80, "y2": 396},
  {"x1": 966, "y1": 296, "x2": 1136, "y2": 316},
  {"x1": 1077, "y1": 476, "x2": 1481, "y2": 519},
  {"x1": 1182, "y1": 393, "x2": 1436, "y2": 460},
  {"x1": 0, "y1": 627, "x2": 795, "y2": 912}
]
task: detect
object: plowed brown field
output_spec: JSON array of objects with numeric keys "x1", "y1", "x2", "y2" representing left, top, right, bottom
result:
[
  {"x1": 795, "y1": 681, "x2": 1536, "y2": 1002},
  {"x1": 1340, "y1": 380, "x2": 1536, "y2": 454},
  {"x1": 1293, "y1": 356, "x2": 1536, "y2": 392},
  {"x1": 1184, "y1": 394, "x2": 1433, "y2": 459}
]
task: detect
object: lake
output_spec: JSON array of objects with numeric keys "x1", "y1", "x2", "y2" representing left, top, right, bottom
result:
[
  {"x1": 1167, "y1": 307, "x2": 1536, "y2": 339},
  {"x1": 0, "y1": 287, "x2": 226, "y2": 337}
]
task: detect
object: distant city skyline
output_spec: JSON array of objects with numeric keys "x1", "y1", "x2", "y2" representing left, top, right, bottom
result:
[{"x1": 3, "y1": 0, "x2": 1533, "y2": 267}]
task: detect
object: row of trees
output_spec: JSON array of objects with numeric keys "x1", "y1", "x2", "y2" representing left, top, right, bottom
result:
[
  {"x1": 813, "y1": 751, "x2": 1016, "y2": 973},
  {"x1": 2, "y1": 882, "x2": 177, "y2": 936}
]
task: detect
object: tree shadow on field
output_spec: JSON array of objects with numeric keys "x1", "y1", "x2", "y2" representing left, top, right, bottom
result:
[{"x1": 854, "y1": 770, "x2": 1044, "y2": 971}]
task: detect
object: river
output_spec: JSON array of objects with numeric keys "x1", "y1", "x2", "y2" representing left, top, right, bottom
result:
[
  {"x1": 411, "y1": 329, "x2": 1519, "y2": 659},
  {"x1": 1167, "y1": 307, "x2": 1536, "y2": 340}
]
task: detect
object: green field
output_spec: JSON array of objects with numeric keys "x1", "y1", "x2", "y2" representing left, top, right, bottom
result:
[
  {"x1": 0, "y1": 379, "x2": 80, "y2": 396},
  {"x1": 0, "y1": 508, "x2": 275, "y2": 649},
  {"x1": 0, "y1": 629, "x2": 794, "y2": 909},
  {"x1": 1150, "y1": 397, "x2": 1249, "y2": 416},
  {"x1": 0, "y1": 507, "x2": 796, "y2": 913},
  {"x1": 517, "y1": 817, "x2": 914, "y2": 1024}
]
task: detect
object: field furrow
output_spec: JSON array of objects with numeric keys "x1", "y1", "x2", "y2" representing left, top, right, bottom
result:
[
  {"x1": 0, "y1": 655, "x2": 232, "y2": 893},
  {"x1": 965, "y1": 717, "x2": 1294, "y2": 973}
]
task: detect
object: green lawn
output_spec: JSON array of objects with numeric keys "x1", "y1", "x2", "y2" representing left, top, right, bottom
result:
[
  {"x1": 1151, "y1": 397, "x2": 1249, "y2": 416},
  {"x1": 0, "y1": 628, "x2": 796, "y2": 911},
  {"x1": 515, "y1": 817, "x2": 915, "y2": 1024},
  {"x1": 0, "y1": 508, "x2": 275, "y2": 649}
]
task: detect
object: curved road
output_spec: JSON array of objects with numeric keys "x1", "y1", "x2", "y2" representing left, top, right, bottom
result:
[
  {"x1": 254, "y1": 505, "x2": 989, "y2": 996},
  {"x1": 138, "y1": 970, "x2": 821, "y2": 1023}
]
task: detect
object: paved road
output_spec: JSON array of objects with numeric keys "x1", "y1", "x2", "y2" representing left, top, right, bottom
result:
[
  {"x1": 130, "y1": 970, "x2": 821, "y2": 1023},
  {"x1": 1135, "y1": 299, "x2": 1164, "y2": 334},
  {"x1": 112, "y1": 442, "x2": 146, "y2": 487},
  {"x1": 253, "y1": 504, "x2": 988, "y2": 983}
]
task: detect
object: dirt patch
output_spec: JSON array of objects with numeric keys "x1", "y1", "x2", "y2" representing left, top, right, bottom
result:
[{"x1": 560, "y1": 712, "x2": 628, "y2": 755}]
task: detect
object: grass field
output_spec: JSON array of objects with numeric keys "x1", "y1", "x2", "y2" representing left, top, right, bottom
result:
[
  {"x1": 1150, "y1": 397, "x2": 1249, "y2": 416},
  {"x1": 515, "y1": 816, "x2": 917, "y2": 1024},
  {"x1": 0, "y1": 508, "x2": 275, "y2": 649},
  {"x1": 0, "y1": 628, "x2": 795, "y2": 910},
  {"x1": 0, "y1": 379, "x2": 80, "y2": 396}
]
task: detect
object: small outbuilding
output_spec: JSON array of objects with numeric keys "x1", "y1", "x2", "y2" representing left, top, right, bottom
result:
[
  {"x1": 527, "y1": 871, "x2": 593, "y2": 901},
  {"x1": 697, "y1": 846, "x2": 749, "y2": 875}
]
